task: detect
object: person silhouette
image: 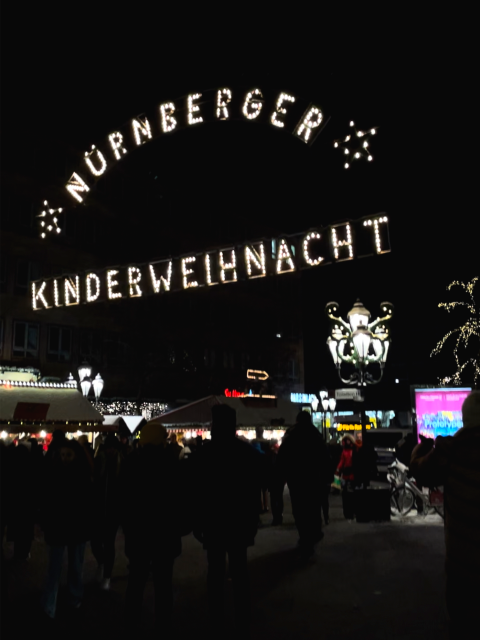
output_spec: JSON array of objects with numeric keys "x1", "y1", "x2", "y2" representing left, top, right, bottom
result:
[
  {"x1": 193, "y1": 404, "x2": 263, "y2": 636},
  {"x1": 40, "y1": 439, "x2": 93, "y2": 620},
  {"x1": 411, "y1": 391, "x2": 480, "y2": 639},
  {"x1": 121, "y1": 423, "x2": 183, "y2": 635},
  {"x1": 276, "y1": 411, "x2": 331, "y2": 557}
]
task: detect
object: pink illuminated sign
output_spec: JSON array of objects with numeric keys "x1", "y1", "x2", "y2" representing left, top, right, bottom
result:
[{"x1": 415, "y1": 388, "x2": 471, "y2": 440}]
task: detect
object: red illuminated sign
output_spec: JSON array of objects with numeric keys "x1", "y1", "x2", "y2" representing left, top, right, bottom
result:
[{"x1": 224, "y1": 389, "x2": 245, "y2": 398}]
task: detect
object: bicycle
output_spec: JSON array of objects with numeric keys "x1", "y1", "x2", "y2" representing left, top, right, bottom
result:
[{"x1": 387, "y1": 460, "x2": 444, "y2": 519}]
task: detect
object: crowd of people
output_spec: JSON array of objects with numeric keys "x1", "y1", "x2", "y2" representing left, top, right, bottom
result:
[
  {"x1": 0, "y1": 408, "x2": 337, "y2": 637},
  {"x1": 1, "y1": 391, "x2": 479, "y2": 640}
]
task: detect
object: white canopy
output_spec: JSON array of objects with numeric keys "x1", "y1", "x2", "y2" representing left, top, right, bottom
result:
[
  {"x1": 0, "y1": 386, "x2": 103, "y2": 429},
  {"x1": 148, "y1": 395, "x2": 300, "y2": 428},
  {"x1": 102, "y1": 415, "x2": 145, "y2": 433}
]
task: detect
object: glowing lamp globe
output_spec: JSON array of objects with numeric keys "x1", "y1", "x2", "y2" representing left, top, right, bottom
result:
[
  {"x1": 80, "y1": 376, "x2": 92, "y2": 397},
  {"x1": 92, "y1": 373, "x2": 104, "y2": 400},
  {"x1": 352, "y1": 328, "x2": 372, "y2": 362},
  {"x1": 347, "y1": 300, "x2": 371, "y2": 331},
  {"x1": 78, "y1": 361, "x2": 92, "y2": 382}
]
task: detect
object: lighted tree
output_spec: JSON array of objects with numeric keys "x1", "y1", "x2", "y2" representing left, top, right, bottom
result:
[{"x1": 431, "y1": 277, "x2": 480, "y2": 388}]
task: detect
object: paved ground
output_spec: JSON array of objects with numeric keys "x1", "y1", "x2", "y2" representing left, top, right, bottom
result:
[{"x1": 2, "y1": 491, "x2": 448, "y2": 639}]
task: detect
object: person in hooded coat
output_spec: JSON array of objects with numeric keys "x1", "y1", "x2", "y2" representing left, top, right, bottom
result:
[
  {"x1": 120, "y1": 423, "x2": 184, "y2": 635},
  {"x1": 336, "y1": 434, "x2": 359, "y2": 520},
  {"x1": 410, "y1": 390, "x2": 480, "y2": 640},
  {"x1": 193, "y1": 404, "x2": 263, "y2": 636},
  {"x1": 276, "y1": 411, "x2": 331, "y2": 557}
]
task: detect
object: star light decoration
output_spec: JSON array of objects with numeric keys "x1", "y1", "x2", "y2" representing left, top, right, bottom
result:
[
  {"x1": 431, "y1": 277, "x2": 480, "y2": 388},
  {"x1": 37, "y1": 201, "x2": 63, "y2": 238},
  {"x1": 333, "y1": 121, "x2": 378, "y2": 169}
]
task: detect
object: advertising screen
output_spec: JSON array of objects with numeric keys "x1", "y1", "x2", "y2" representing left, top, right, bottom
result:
[{"x1": 415, "y1": 388, "x2": 471, "y2": 440}]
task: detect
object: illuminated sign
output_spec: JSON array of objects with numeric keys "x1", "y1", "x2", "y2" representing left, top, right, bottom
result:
[
  {"x1": 336, "y1": 423, "x2": 373, "y2": 431},
  {"x1": 36, "y1": 86, "x2": 381, "y2": 240},
  {"x1": 224, "y1": 389, "x2": 276, "y2": 399},
  {"x1": 291, "y1": 393, "x2": 317, "y2": 404},
  {"x1": 247, "y1": 370, "x2": 269, "y2": 381},
  {"x1": 225, "y1": 389, "x2": 246, "y2": 398},
  {"x1": 38, "y1": 87, "x2": 328, "y2": 235},
  {"x1": 31, "y1": 214, "x2": 390, "y2": 311},
  {"x1": 415, "y1": 388, "x2": 471, "y2": 440}
]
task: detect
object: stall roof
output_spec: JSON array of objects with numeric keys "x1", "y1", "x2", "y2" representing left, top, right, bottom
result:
[
  {"x1": 0, "y1": 386, "x2": 103, "y2": 428},
  {"x1": 102, "y1": 415, "x2": 146, "y2": 433},
  {"x1": 147, "y1": 395, "x2": 299, "y2": 428}
]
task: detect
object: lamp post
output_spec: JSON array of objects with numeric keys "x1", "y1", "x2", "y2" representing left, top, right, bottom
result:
[
  {"x1": 325, "y1": 299, "x2": 393, "y2": 445},
  {"x1": 321, "y1": 397, "x2": 329, "y2": 441},
  {"x1": 328, "y1": 397, "x2": 336, "y2": 440},
  {"x1": 74, "y1": 361, "x2": 104, "y2": 406},
  {"x1": 311, "y1": 396, "x2": 319, "y2": 432}
]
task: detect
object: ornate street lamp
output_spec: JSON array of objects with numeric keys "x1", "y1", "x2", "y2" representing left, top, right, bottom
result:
[
  {"x1": 78, "y1": 361, "x2": 92, "y2": 383},
  {"x1": 326, "y1": 299, "x2": 393, "y2": 442},
  {"x1": 80, "y1": 375, "x2": 92, "y2": 398},
  {"x1": 92, "y1": 373, "x2": 104, "y2": 406}
]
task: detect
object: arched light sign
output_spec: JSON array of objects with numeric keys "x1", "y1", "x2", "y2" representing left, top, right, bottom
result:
[
  {"x1": 36, "y1": 86, "x2": 378, "y2": 239},
  {"x1": 31, "y1": 214, "x2": 390, "y2": 311},
  {"x1": 58, "y1": 88, "x2": 324, "y2": 206}
]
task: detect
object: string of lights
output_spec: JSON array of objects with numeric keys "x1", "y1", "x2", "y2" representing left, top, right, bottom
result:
[
  {"x1": 431, "y1": 277, "x2": 480, "y2": 387},
  {"x1": 92, "y1": 399, "x2": 168, "y2": 419},
  {"x1": 333, "y1": 121, "x2": 377, "y2": 169},
  {"x1": 37, "y1": 200, "x2": 63, "y2": 238},
  {"x1": 31, "y1": 215, "x2": 392, "y2": 310}
]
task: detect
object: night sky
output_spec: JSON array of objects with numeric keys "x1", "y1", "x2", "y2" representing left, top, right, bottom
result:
[{"x1": 2, "y1": 10, "x2": 478, "y2": 402}]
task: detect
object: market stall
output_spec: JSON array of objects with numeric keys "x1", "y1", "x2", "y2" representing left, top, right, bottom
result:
[
  {"x1": 146, "y1": 395, "x2": 300, "y2": 440},
  {"x1": 0, "y1": 380, "x2": 106, "y2": 442}
]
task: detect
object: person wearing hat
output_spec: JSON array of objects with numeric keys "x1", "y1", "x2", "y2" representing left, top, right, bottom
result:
[
  {"x1": 120, "y1": 422, "x2": 184, "y2": 635},
  {"x1": 410, "y1": 390, "x2": 480, "y2": 639},
  {"x1": 193, "y1": 403, "x2": 263, "y2": 637}
]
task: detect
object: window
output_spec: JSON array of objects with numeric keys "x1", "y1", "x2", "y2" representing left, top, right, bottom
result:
[
  {"x1": 0, "y1": 255, "x2": 7, "y2": 293},
  {"x1": 0, "y1": 255, "x2": 6, "y2": 283},
  {"x1": 13, "y1": 321, "x2": 39, "y2": 358},
  {"x1": 103, "y1": 333, "x2": 129, "y2": 365},
  {"x1": 47, "y1": 326, "x2": 72, "y2": 362},
  {"x1": 289, "y1": 358, "x2": 297, "y2": 380},
  {"x1": 79, "y1": 330, "x2": 102, "y2": 362},
  {"x1": 15, "y1": 261, "x2": 40, "y2": 293}
]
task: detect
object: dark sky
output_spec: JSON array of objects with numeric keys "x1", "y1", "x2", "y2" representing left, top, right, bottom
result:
[{"x1": 2, "y1": 9, "x2": 478, "y2": 394}]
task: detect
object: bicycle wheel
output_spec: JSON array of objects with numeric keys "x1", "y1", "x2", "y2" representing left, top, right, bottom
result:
[
  {"x1": 390, "y1": 489, "x2": 401, "y2": 516},
  {"x1": 391, "y1": 487, "x2": 415, "y2": 515}
]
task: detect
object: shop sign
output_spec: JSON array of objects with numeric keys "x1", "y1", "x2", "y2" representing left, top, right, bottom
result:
[
  {"x1": 335, "y1": 388, "x2": 363, "y2": 400},
  {"x1": 291, "y1": 393, "x2": 317, "y2": 404}
]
